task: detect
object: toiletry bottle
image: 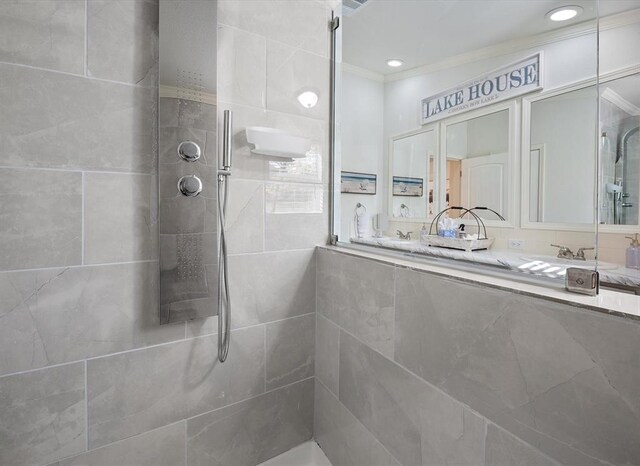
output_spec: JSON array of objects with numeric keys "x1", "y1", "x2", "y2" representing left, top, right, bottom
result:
[
  {"x1": 420, "y1": 223, "x2": 428, "y2": 245},
  {"x1": 625, "y1": 234, "x2": 640, "y2": 269}
]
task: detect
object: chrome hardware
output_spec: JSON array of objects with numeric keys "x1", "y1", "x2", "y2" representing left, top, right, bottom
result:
[
  {"x1": 222, "y1": 110, "x2": 233, "y2": 171},
  {"x1": 177, "y1": 141, "x2": 201, "y2": 162},
  {"x1": 574, "y1": 247, "x2": 594, "y2": 260},
  {"x1": 566, "y1": 268, "x2": 599, "y2": 296},
  {"x1": 550, "y1": 244, "x2": 574, "y2": 259},
  {"x1": 177, "y1": 174, "x2": 203, "y2": 197},
  {"x1": 622, "y1": 203, "x2": 634, "y2": 208},
  {"x1": 397, "y1": 230, "x2": 413, "y2": 240}
]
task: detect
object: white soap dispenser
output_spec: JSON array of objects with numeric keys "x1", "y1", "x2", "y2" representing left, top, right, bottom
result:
[{"x1": 625, "y1": 234, "x2": 640, "y2": 269}]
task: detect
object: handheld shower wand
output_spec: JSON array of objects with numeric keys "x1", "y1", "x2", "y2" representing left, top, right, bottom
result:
[{"x1": 217, "y1": 110, "x2": 233, "y2": 362}]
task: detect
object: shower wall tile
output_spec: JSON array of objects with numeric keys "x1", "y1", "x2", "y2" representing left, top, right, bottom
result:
[
  {"x1": 186, "y1": 378, "x2": 314, "y2": 466},
  {"x1": 0, "y1": 362, "x2": 85, "y2": 466},
  {"x1": 218, "y1": 0, "x2": 330, "y2": 58},
  {"x1": 266, "y1": 40, "x2": 330, "y2": 120},
  {"x1": 84, "y1": 172, "x2": 158, "y2": 264},
  {"x1": 266, "y1": 314, "x2": 315, "y2": 390},
  {"x1": 485, "y1": 424, "x2": 559, "y2": 466},
  {"x1": 317, "y1": 249, "x2": 395, "y2": 357},
  {"x1": 0, "y1": 262, "x2": 183, "y2": 377},
  {"x1": 225, "y1": 179, "x2": 264, "y2": 254},
  {"x1": 0, "y1": 64, "x2": 156, "y2": 172},
  {"x1": 229, "y1": 249, "x2": 316, "y2": 328},
  {"x1": 60, "y1": 422, "x2": 186, "y2": 466},
  {"x1": 0, "y1": 168, "x2": 82, "y2": 271},
  {"x1": 314, "y1": 380, "x2": 400, "y2": 466},
  {"x1": 265, "y1": 211, "x2": 328, "y2": 251},
  {"x1": 87, "y1": 0, "x2": 159, "y2": 86},
  {"x1": 315, "y1": 314, "x2": 340, "y2": 396},
  {"x1": 218, "y1": 25, "x2": 266, "y2": 108},
  {"x1": 338, "y1": 330, "x2": 486, "y2": 466},
  {"x1": 87, "y1": 326, "x2": 265, "y2": 448},
  {"x1": 0, "y1": 0, "x2": 85, "y2": 74}
]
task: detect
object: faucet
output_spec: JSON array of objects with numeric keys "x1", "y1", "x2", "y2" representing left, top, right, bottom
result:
[
  {"x1": 550, "y1": 244, "x2": 594, "y2": 260},
  {"x1": 397, "y1": 230, "x2": 413, "y2": 240}
]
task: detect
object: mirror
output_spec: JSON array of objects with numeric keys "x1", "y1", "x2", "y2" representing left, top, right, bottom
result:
[
  {"x1": 159, "y1": 0, "x2": 218, "y2": 324},
  {"x1": 390, "y1": 129, "x2": 436, "y2": 219}
]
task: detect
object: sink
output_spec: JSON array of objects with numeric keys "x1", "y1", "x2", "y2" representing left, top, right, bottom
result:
[{"x1": 520, "y1": 256, "x2": 619, "y2": 271}]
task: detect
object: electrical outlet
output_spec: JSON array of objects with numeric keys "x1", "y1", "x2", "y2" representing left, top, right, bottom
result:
[{"x1": 508, "y1": 239, "x2": 525, "y2": 250}]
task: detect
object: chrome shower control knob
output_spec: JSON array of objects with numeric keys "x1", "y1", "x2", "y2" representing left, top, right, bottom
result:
[
  {"x1": 177, "y1": 141, "x2": 201, "y2": 162},
  {"x1": 178, "y1": 175, "x2": 203, "y2": 197}
]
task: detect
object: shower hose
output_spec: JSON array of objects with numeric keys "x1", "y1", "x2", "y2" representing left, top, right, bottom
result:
[{"x1": 217, "y1": 172, "x2": 231, "y2": 362}]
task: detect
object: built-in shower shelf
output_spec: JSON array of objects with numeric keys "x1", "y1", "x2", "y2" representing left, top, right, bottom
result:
[{"x1": 246, "y1": 126, "x2": 311, "y2": 158}]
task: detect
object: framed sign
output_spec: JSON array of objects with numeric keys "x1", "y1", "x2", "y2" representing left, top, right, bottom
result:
[
  {"x1": 421, "y1": 53, "x2": 543, "y2": 124},
  {"x1": 393, "y1": 176, "x2": 423, "y2": 197},
  {"x1": 341, "y1": 171, "x2": 377, "y2": 194}
]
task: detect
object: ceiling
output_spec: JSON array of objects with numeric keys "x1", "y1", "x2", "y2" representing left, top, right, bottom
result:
[{"x1": 342, "y1": 0, "x2": 640, "y2": 75}]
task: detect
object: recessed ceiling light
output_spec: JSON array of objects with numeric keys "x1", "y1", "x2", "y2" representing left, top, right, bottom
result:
[
  {"x1": 546, "y1": 5, "x2": 583, "y2": 22},
  {"x1": 386, "y1": 59, "x2": 404, "y2": 68}
]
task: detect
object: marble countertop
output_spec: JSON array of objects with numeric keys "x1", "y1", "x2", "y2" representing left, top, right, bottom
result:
[{"x1": 351, "y1": 236, "x2": 640, "y2": 289}]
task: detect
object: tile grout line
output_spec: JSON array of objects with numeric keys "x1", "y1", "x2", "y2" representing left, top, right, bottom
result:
[
  {"x1": 84, "y1": 0, "x2": 88, "y2": 76},
  {"x1": 0, "y1": 165, "x2": 156, "y2": 176},
  {"x1": 81, "y1": 171, "x2": 85, "y2": 265},
  {"x1": 184, "y1": 420, "x2": 188, "y2": 466},
  {"x1": 263, "y1": 324, "x2": 268, "y2": 392},
  {"x1": 84, "y1": 359, "x2": 89, "y2": 452},
  {"x1": 0, "y1": 259, "x2": 158, "y2": 275}
]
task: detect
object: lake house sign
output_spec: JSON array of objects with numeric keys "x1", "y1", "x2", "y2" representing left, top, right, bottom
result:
[{"x1": 420, "y1": 53, "x2": 542, "y2": 124}]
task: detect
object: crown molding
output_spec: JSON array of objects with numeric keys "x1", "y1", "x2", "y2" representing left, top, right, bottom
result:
[
  {"x1": 601, "y1": 87, "x2": 640, "y2": 116},
  {"x1": 159, "y1": 84, "x2": 217, "y2": 105},
  {"x1": 341, "y1": 62, "x2": 385, "y2": 82},
  {"x1": 382, "y1": 8, "x2": 640, "y2": 83}
]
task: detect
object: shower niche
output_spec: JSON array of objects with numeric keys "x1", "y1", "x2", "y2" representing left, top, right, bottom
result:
[{"x1": 158, "y1": 0, "x2": 219, "y2": 324}]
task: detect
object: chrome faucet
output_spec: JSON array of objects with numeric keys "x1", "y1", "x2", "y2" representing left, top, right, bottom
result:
[
  {"x1": 550, "y1": 244, "x2": 594, "y2": 260},
  {"x1": 397, "y1": 230, "x2": 413, "y2": 240}
]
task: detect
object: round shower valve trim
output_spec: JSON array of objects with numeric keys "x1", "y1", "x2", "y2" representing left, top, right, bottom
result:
[
  {"x1": 178, "y1": 174, "x2": 203, "y2": 197},
  {"x1": 177, "y1": 140, "x2": 201, "y2": 162}
]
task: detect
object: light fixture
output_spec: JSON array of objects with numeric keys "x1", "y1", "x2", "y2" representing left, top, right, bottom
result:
[
  {"x1": 297, "y1": 90, "x2": 318, "y2": 108},
  {"x1": 546, "y1": 5, "x2": 583, "y2": 22},
  {"x1": 386, "y1": 59, "x2": 404, "y2": 68}
]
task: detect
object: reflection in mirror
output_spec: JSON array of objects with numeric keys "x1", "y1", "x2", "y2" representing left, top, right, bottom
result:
[
  {"x1": 529, "y1": 86, "x2": 597, "y2": 224},
  {"x1": 600, "y1": 73, "x2": 640, "y2": 225},
  {"x1": 445, "y1": 110, "x2": 509, "y2": 220},
  {"x1": 391, "y1": 130, "x2": 436, "y2": 218}
]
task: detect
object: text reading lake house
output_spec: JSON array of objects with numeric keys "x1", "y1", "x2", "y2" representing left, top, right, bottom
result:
[{"x1": 420, "y1": 53, "x2": 542, "y2": 124}]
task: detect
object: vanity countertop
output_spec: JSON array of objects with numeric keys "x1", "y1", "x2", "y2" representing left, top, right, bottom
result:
[{"x1": 351, "y1": 236, "x2": 640, "y2": 289}]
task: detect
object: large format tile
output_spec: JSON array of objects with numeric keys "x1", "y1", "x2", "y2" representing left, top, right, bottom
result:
[
  {"x1": 187, "y1": 378, "x2": 314, "y2": 466},
  {"x1": 315, "y1": 314, "x2": 340, "y2": 396},
  {"x1": 87, "y1": 326, "x2": 265, "y2": 448},
  {"x1": 218, "y1": 0, "x2": 329, "y2": 58},
  {"x1": 225, "y1": 179, "x2": 264, "y2": 254},
  {"x1": 266, "y1": 40, "x2": 329, "y2": 120},
  {"x1": 229, "y1": 249, "x2": 316, "y2": 327},
  {"x1": 485, "y1": 424, "x2": 559, "y2": 466},
  {"x1": 87, "y1": 0, "x2": 158, "y2": 85},
  {"x1": 314, "y1": 380, "x2": 400, "y2": 466},
  {"x1": 218, "y1": 25, "x2": 266, "y2": 108},
  {"x1": 84, "y1": 173, "x2": 157, "y2": 264},
  {"x1": 0, "y1": 64, "x2": 156, "y2": 172},
  {"x1": 339, "y1": 330, "x2": 486, "y2": 466},
  {"x1": 0, "y1": 363, "x2": 85, "y2": 466},
  {"x1": 0, "y1": 262, "x2": 182, "y2": 377},
  {"x1": 0, "y1": 0, "x2": 85, "y2": 73},
  {"x1": 317, "y1": 249, "x2": 395, "y2": 357},
  {"x1": 266, "y1": 314, "x2": 315, "y2": 390},
  {"x1": 60, "y1": 422, "x2": 186, "y2": 466},
  {"x1": 0, "y1": 168, "x2": 81, "y2": 271}
]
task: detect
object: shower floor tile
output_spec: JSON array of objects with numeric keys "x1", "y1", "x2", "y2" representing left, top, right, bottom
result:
[{"x1": 258, "y1": 441, "x2": 332, "y2": 466}]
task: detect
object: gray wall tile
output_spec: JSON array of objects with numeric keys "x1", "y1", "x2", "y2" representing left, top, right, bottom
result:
[
  {"x1": 84, "y1": 173, "x2": 157, "y2": 264},
  {"x1": 0, "y1": 64, "x2": 156, "y2": 172},
  {"x1": 315, "y1": 314, "x2": 340, "y2": 396},
  {"x1": 229, "y1": 249, "x2": 316, "y2": 328},
  {"x1": 266, "y1": 314, "x2": 315, "y2": 390},
  {"x1": 0, "y1": 0, "x2": 85, "y2": 73},
  {"x1": 0, "y1": 262, "x2": 183, "y2": 376},
  {"x1": 87, "y1": 326, "x2": 265, "y2": 448},
  {"x1": 339, "y1": 330, "x2": 486, "y2": 466},
  {"x1": 317, "y1": 249, "x2": 395, "y2": 357},
  {"x1": 315, "y1": 380, "x2": 400, "y2": 466},
  {"x1": 60, "y1": 422, "x2": 186, "y2": 466},
  {"x1": 225, "y1": 179, "x2": 264, "y2": 254},
  {"x1": 485, "y1": 424, "x2": 559, "y2": 466},
  {"x1": 0, "y1": 363, "x2": 85, "y2": 466},
  {"x1": 187, "y1": 378, "x2": 314, "y2": 466},
  {"x1": 87, "y1": 0, "x2": 158, "y2": 86},
  {"x1": 0, "y1": 168, "x2": 82, "y2": 271}
]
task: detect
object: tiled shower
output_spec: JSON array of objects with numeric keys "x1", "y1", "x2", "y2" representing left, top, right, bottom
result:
[{"x1": 2, "y1": 1, "x2": 640, "y2": 466}]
